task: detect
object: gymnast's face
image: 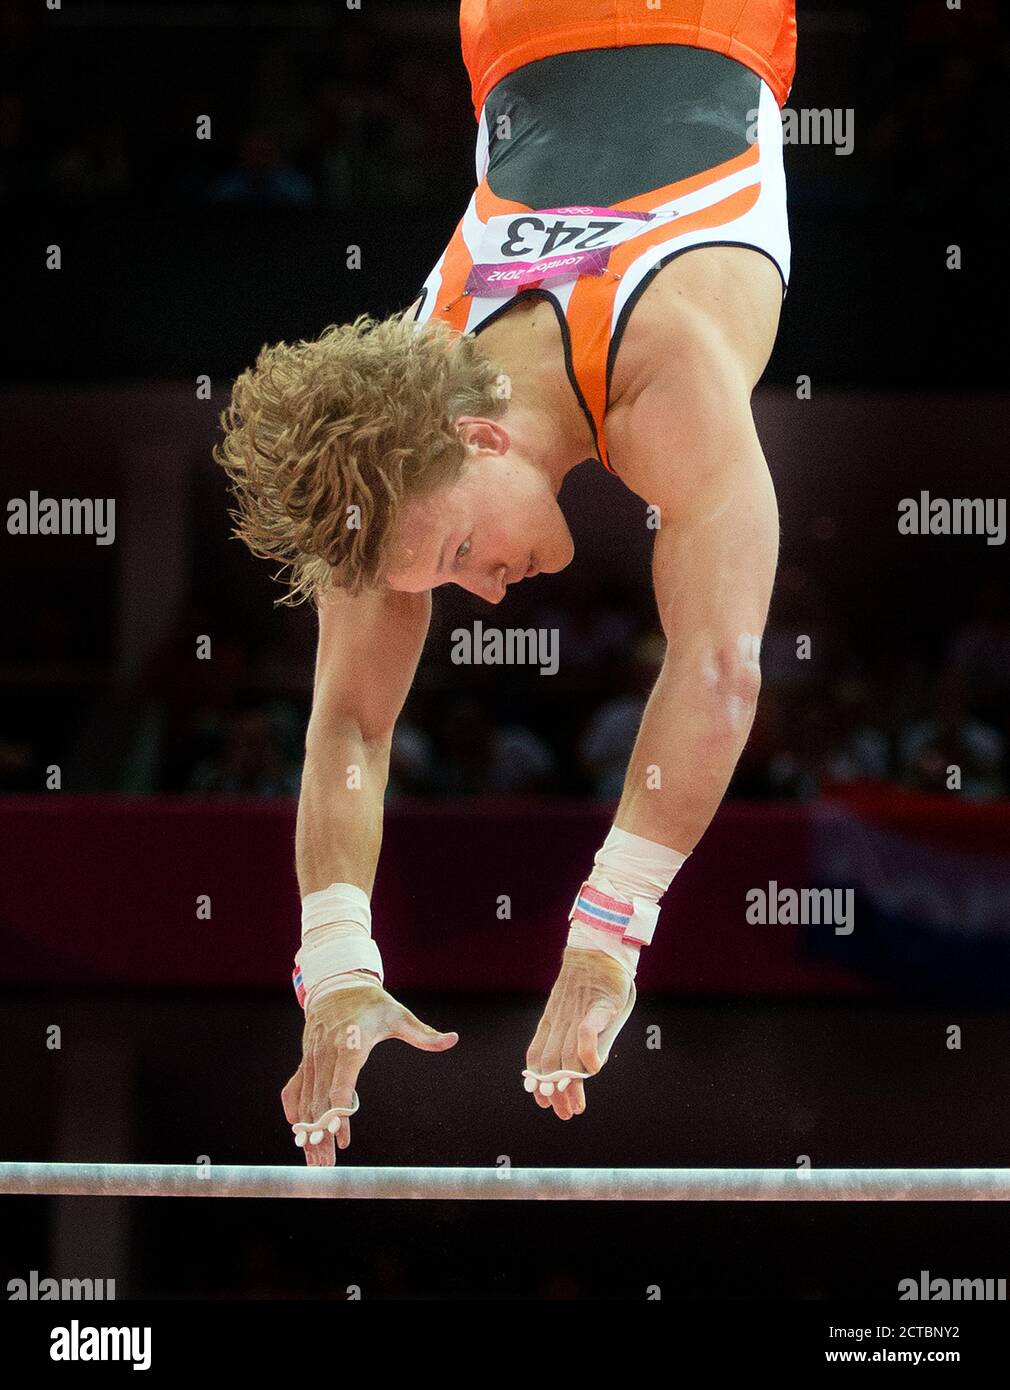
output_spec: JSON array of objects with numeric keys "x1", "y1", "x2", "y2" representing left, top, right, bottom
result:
[{"x1": 385, "y1": 433, "x2": 574, "y2": 604}]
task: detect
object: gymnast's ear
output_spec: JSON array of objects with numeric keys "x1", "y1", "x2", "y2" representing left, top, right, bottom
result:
[{"x1": 453, "y1": 415, "x2": 510, "y2": 456}]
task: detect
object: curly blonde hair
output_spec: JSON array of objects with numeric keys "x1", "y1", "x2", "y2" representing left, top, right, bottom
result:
[{"x1": 214, "y1": 311, "x2": 507, "y2": 604}]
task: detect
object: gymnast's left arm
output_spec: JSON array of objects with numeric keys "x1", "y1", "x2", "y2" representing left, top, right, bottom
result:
[{"x1": 524, "y1": 313, "x2": 780, "y2": 1119}]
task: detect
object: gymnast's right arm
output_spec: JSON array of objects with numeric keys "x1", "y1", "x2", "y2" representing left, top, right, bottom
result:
[
  {"x1": 296, "y1": 582, "x2": 430, "y2": 896},
  {"x1": 281, "y1": 581, "x2": 459, "y2": 1166}
]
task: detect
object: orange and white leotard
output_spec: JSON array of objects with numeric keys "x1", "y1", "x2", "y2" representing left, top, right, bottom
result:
[{"x1": 411, "y1": 1, "x2": 797, "y2": 472}]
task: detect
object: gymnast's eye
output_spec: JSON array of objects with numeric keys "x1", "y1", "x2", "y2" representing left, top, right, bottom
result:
[{"x1": 455, "y1": 537, "x2": 471, "y2": 563}]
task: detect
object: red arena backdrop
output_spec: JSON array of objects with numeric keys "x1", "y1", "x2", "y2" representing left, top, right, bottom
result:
[{"x1": 3, "y1": 788, "x2": 1008, "y2": 998}]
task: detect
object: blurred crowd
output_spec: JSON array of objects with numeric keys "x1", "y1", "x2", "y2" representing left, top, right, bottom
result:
[
  {"x1": 5, "y1": 573, "x2": 1007, "y2": 803},
  {"x1": 153, "y1": 571, "x2": 1010, "y2": 802},
  {"x1": 3, "y1": 0, "x2": 1008, "y2": 803},
  {"x1": 1, "y1": 1, "x2": 1008, "y2": 214},
  {"x1": 0, "y1": 17, "x2": 471, "y2": 212}
]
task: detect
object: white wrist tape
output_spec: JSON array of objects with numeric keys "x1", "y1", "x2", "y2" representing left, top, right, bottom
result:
[
  {"x1": 566, "y1": 826, "x2": 688, "y2": 978},
  {"x1": 292, "y1": 882, "x2": 383, "y2": 1010},
  {"x1": 301, "y1": 882, "x2": 372, "y2": 934}
]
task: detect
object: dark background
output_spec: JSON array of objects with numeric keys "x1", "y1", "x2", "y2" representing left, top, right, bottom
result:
[
  {"x1": 2, "y1": 0, "x2": 1010, "y2": 1303},
  {"x1": 1, "y1": 0, "x2": 1009, "y2": 802}
]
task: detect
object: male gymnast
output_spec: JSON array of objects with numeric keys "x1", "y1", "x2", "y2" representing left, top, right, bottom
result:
[{"x1": 216, "y1": 0, "x2": 797, "y2": 1164}]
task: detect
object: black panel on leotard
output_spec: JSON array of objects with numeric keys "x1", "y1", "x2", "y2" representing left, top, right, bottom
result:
[{"x1": 482, "y1": 44, "x2": 761, "y2": 210}]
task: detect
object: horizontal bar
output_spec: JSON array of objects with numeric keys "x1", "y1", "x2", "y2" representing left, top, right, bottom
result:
[{"x1": 2, "y1": 1164, "x2": 1010, "y2": 1201}]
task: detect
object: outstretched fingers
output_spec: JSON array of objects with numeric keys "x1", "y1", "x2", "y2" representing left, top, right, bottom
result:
[
  {"x1": 525, "y1": 1013, "x2": 594, "y2": 1119},
  {"x1": 524, "y1": 953, "x2": 635, "y2": 1119},
  {"x1": 282, "y1": 1036, "x2": 365, "y2": 1165},
  {"x1": 281, "y1": 994, "x2": 459, "y2": 1165}
]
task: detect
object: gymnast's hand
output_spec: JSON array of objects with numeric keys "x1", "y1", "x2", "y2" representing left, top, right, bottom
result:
[
  {"x1": 524, "y1": 947, "x2": 635, "y2": 1120},
  {"x1": 281, "y1": 981, "x2": 458, "y2": 1166}
]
